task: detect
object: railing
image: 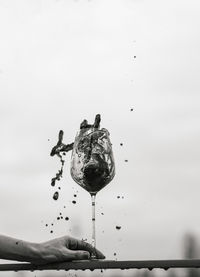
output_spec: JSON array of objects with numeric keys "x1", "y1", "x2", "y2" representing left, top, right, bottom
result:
[{"x1": 0, "y1": 259, "x2": 200, "y2": 272}]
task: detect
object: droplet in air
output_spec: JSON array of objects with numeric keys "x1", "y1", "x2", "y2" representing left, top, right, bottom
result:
[
  {"x1": 72, "y1": 200, "x2": 76, "y2": 204},
  {"x1": 125, "y1": 160, "x2": 128, "y2": 162},
  {"x1": 120, "y1": 143, "x2": 123, "y2": 146},
  {"x1": 65, "y1": 217, "x2": 69, "y2": 221},
  {"x1": 116, "y1": 226, "x2": 121, "y2": 230},
  {"x1": 53, "y1": 191, "x2": 59, "y2": 200},
  {"x1": 51, "y1": 179, "x2": 56, "y2": 186}
]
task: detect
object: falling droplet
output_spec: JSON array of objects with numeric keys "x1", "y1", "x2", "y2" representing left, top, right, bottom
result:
[
  {"x1": 65, "y1": 217, "x2": 69, "y2": 221},
  {"x1": 53, "y1": 191, "x2": 59, "y2": 200},
  {"x1": 72, "y1": 200, "x2": 76, "y2": 204},
  {"x1": 51, "y1": 179, "x2": 56, "y2": 186},
  {"x1": 116, "y1": 226, "x2": 121, "y2": 230}
]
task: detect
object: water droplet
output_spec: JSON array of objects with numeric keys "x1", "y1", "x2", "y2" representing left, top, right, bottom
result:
[
  {"x1": 125, "y1": 160, "x2": 128, "y2": 162},
  {"x1": 57, "y1": 217, "x2": 60, "y2": 220},
  {"x1": 65, "y1": 217, "x2": 69, "y2": 221},
  {"x1": 72, "y1": 200, "x2": 76, "y2": 204},
  {"x1": 50, "y1": 230, "x2": 53, "y2": 234},
  {"x1": 101, "y1": 212, "x2": 104, "y2": 215},
  {"x1": 45, "y1": 224, "x2": 48, "y2": 227},
  {"x1": 116, "y1": 226, "x2": 121, "y2": 230},
  {"x1": 74, "y1": 194, "x2": 77, "y2": 197},
  {"x1": 51, "y1": 179, "x2": 56, "y2": 186},
  {"x1": 120, "y1": 143, "x2": 123, "y2": 146},
  {"x1": 53, "y1": 191, "x2": 59, "y2": 200},
  {"x1": 114, "y1": 253, "x2": 116, "y2": 256},
  {"x1": 117, "y1": 196, "x2": 120, "y2": 199}
]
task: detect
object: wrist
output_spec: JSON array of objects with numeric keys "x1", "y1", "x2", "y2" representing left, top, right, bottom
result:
[{"x1": 26, "y1": 242, "x2": 42, "y2": 264}]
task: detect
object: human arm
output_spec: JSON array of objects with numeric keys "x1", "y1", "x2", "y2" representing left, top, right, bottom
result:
[{"x1": 0, "y1": 235, "x2": 105, "y2": 264}]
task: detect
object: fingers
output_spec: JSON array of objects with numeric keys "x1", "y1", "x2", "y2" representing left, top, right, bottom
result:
[
  {"x1": 68, "y1": 237, "x2": 105, "y2": 259},
  {"x1": 65, "y1": 250, "x2": 90, "y2": 260}
]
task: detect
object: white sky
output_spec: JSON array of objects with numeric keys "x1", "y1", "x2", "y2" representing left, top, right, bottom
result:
[{"x1": 0, "y1": 0, "x2": 200, "y2": 276}]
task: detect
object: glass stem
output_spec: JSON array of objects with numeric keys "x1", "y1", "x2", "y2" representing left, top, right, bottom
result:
[{"x1": 91, "y1": 194, "x2": 96, "y2": 249}]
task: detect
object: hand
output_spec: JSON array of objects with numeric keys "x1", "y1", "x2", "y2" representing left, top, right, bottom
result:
[{"x1": 34, "y1": 236, "x2": 105, "y2": 265}]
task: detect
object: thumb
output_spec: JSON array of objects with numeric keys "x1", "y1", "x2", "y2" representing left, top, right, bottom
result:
[{"x1": 69, "y1": 250, "x2": 90, "y2": 260}]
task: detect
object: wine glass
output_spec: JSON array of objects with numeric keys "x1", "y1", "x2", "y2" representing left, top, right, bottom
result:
[{"x1": 70, "y1": 126, "x2": 115, "y2": 258}]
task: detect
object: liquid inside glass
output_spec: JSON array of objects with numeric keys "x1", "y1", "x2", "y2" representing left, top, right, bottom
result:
[{"x1": 70, "y1": 127, "x2": 115, "y2": 195}]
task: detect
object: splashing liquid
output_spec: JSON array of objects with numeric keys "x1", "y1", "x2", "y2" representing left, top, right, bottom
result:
[{"x1": 50, "y1": 130, "x2": 74, "y2": 200}]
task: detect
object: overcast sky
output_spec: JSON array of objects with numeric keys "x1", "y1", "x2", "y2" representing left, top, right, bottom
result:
[{"x1": 0, "y1": 0, "x2": 200, "y2": 276}]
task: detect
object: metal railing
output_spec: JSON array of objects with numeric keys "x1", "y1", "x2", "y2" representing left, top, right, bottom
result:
[{"x1": 0, "y1": 259, "x2": 200, "y2": 272}]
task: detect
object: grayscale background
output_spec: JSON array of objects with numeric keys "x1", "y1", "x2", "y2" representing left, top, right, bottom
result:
[{"x1": 0, "y1": 0, "x2": 199, "y2": 276}]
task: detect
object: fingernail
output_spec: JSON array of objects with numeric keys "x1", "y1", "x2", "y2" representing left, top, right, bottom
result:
[{"x1": 82, "y1": 251, "x2": 90, "y2": 259}]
